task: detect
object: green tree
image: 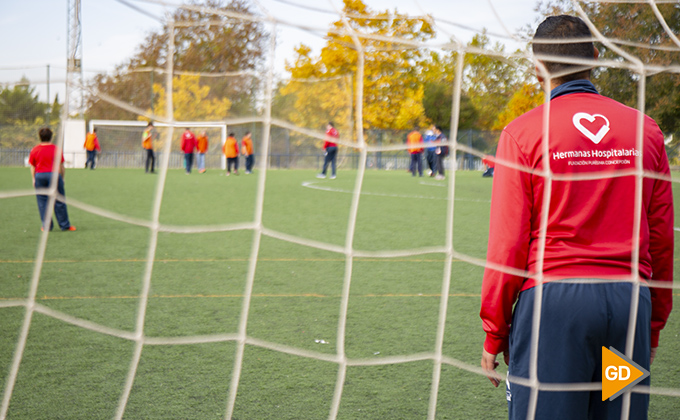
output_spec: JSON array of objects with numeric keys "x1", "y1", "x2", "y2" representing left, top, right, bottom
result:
[
  {"x1": 0, "y1": 79, "x2": 48, "y2": 124},
  {"x1": 86, "y1": 0, "x2": 268, "y2": 121},
  {"x1": 464, "y1": 33, "x2": 524, "y2": 130},
  {"x1": 419, "y1": 35, "x2": 526, "y2": 132},
  {"x1": 0, "y1": 80, "x2": 58, "y2": 149},
  {"x1": 422, "y1": 80, "x2": 478, "y2": 130},
  {"x1": 420, "y1": 51, "x2": 477, "y2": 130},
  {"x1": 534, "y1": 1, "x2": 680, "y2": 135},
  {"x1": 49, "y1": 94, "x2": 62, "y2": 124},
  {"x1": 590, "y1": 3, "x2": 680, "y2": 136}
]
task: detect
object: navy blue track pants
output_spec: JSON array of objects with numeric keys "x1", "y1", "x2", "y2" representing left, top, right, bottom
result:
[{"x1": 507, "y1": 281, "x2": 651, "y2": 420}]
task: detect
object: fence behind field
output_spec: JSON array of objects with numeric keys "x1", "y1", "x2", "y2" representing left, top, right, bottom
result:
[{"x1": 1, "y1": 128, "x2": 499, "y2": 171}]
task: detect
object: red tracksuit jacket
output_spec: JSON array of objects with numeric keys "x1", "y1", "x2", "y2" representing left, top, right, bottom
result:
[
  {"x1": 181, "y1": 131, "x2": 197, "y2": 153},
  {"x1": 481, "y1": 90, "x2": 674, "y2": 355},
  {"x1": 324, "y1": 127, "x2": 338, "y2": 149}
]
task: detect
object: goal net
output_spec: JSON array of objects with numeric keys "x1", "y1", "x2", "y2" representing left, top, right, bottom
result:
[
  {"x1": 89, "y1": 120, "x2": 227, "y2": 169},
  {"x1": 1, "y1": 1, "x2": 679, "y2": 420}
]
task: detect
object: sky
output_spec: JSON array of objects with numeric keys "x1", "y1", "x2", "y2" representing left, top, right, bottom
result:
[{"x1": 0, "y1": 0, "x2": 541, "y2": 105}]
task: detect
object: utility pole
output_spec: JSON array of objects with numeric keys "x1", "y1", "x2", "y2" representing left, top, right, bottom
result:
[{"x1": 46, "y1": 64, "x2": 51, "y2": 125}]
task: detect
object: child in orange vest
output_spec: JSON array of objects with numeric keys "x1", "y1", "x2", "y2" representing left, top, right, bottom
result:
[
  {"x1": 83, "y1": 128, "x2": 101, "y2": 169},
  {"x1": 222, "y1": 133, "x2": 239, "y2": 175},
  {"x1": 196, "y1": 131, "x2": 209, "y2": 173}
]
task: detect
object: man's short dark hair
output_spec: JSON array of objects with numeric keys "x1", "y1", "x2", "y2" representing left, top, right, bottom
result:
[
  {"x1": 39, "y1": 127, "x2": 53, "y2": 142},
  {"x1": 532, "y1": 15, "x2": 595, "y2": 83}
]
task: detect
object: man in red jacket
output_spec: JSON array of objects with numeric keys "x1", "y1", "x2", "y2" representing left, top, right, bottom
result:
[
  {"x1": 480, "y1": 15, "x2": 673, "y2": 420},
  {"x1": 317, "y1": 122, "x2": 339, "y2": 179},
  {"x1": 180, "y1": 128, "x2": 197, "y2": 174}
]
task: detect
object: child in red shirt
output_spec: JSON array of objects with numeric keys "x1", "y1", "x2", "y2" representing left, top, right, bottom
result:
[{"x1": 29, "y1": 127, "x2": 75, "y2": 231}]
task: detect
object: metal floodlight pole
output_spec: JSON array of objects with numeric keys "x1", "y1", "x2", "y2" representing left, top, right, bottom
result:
[{"x1": 66, "y1": 0, "x2": 84, "y2": 118}]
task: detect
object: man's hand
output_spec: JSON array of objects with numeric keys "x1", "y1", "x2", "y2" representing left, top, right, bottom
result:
[
  {"x1": 481, "y1": 348, "x2": 503, "y2": 387},
  {"x1": 650, "y1": 347, "x2": 658, "y2": 365}
]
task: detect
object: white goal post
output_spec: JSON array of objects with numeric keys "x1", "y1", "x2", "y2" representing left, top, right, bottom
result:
[
  {"x1": 63, "y1": 119, "x2": 87, "y2": 169},
  {"x1": 89, "y1": 119, "x2": 228, "y2": 169}
]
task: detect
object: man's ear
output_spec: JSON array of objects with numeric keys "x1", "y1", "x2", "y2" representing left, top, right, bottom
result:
[
  {"x1": 535, "y1": 65, "x2": 544, "y2": 84},
  {"x1": 535, "y1": 60, "x2": 548, "y2": 84}
]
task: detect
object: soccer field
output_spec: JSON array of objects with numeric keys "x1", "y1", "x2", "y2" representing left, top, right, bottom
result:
[{"x1": 0, "y1": 167, "x2": 678, "y2": 419}]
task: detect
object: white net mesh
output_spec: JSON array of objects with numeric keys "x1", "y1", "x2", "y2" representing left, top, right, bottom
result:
[{"x1": 1, "y1": 1, "x2": 680, "y2": 419}]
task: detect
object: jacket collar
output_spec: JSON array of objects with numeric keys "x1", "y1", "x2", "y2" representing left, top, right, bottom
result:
[{"x1": 550, "y1": 79, "x2": 599, "y2": 100}]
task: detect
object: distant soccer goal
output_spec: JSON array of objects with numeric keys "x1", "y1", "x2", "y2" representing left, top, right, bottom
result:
[{"x1": 87, "y1": 120, "x2": 227, "y2": 169}]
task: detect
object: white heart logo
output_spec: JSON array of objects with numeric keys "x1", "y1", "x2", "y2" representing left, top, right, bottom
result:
[{"x1": 572, "y1": 112, "x2": 610, "y2": 144}]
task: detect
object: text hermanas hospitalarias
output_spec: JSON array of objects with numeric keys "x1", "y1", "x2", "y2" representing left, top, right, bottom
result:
[{"x1": 553, "y1": 148, "x2": 641, "y2": 161}]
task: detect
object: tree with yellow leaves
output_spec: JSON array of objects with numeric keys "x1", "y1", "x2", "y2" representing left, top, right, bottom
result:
[
  {"x1": 278, "y1": 44, "x2": 353, "y2": 138},
  {"x1": 276, "y1": 0, "x2": 434, "y2": 141},
  {"x1": 492, "y1": 83, "x2": 544, "y2": 131},
  {"x1": 150, "y1": 74, "x2": 231, "y2": 121}
]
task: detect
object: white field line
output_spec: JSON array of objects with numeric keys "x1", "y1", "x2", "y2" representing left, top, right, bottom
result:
[{"x1": 301, "y1": 180, "x2": 491, "y2": 203}]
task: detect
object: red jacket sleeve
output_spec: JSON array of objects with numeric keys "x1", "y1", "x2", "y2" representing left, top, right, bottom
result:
[
  {"x1": 647, "y1": 140, "x2": 674, "y2": 348},
  {"x1": 480, "y1": 130, "x2": 534, "y2": 355}
]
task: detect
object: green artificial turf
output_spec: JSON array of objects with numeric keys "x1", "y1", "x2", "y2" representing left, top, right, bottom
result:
[{"x1": 0, "y1": 166, "x2": 678, "y2": 419}]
